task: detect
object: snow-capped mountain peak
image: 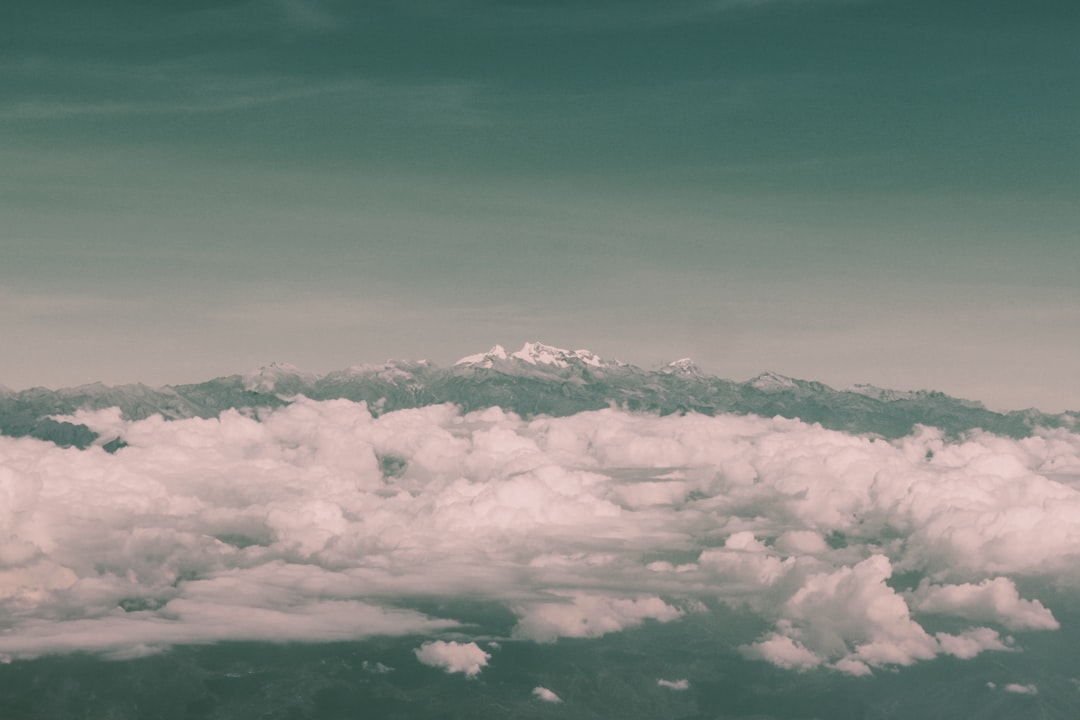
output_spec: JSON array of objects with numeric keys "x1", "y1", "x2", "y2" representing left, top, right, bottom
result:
[
  {"x1": 457, "y1": 342, "x2": 611, "y2": 369},
  {"x1": 662, "y1": 358, "x2": 700, "y2": 375},
  {"x1": 455, "y1": 344, "x2": 510, "y2": 368},
  {"x1": 511, "y1": 341, "x2": 605, "y2": 368},
  {"x1": 5, "y1": 351, "x2": 1074, "y2": 451},
  {"x1": 242, "y1": 362, "x2": 315, "y2": 393}
]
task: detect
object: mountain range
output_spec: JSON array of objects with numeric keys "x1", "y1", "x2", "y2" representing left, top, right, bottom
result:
[{"x1": 1, "y1": 342, "x2": 1074, "y2": 450}]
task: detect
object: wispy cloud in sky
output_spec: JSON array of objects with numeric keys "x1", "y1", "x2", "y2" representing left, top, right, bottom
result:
[
  {"x1": 0, "y1": 54, "x2": 486, "y2": 123},
  {"x1": 2, "y1": 0, "x2": 1077, "y2": 410}
]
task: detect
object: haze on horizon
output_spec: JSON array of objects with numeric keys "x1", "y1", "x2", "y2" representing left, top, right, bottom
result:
[{"x1": 2, "y1": 0, "x2": 1077, "y2": 413}]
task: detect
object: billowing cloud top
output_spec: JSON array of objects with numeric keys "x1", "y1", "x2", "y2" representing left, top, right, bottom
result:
[
  {"x1": 2, "y1": 398, "x2": 1079, "y2": 677},
  {"x1": 414, "y1": 640, "x2": 490, "y2": 677}
]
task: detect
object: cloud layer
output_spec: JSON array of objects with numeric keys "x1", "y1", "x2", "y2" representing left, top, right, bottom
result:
[{"x1": 2, "y1": 399, "x2": 1078, "y2": 674}]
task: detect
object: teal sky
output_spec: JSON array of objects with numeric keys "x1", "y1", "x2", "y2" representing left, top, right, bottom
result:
[{"x1": 2, "y1": 0, "x2": 1077, "y2": 411}]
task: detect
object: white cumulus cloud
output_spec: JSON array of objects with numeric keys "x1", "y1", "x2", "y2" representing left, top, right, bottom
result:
[
  {"x1": 414, "y1": 640, "x2": 490, "y2": 677},
  {"x1": 742, "y1": 555, "x2": 1013, "y2": 675},
  {"x1": 913, "y1": 577, "x2": 1059, "y2": 631},
  {"x1": 514, "y1": 593, "x2": 683, "y2": 642},
  {"x1": 532, "y1": 686, "x2": 562, "y2": 702},
  {"x1": 935, "y1": 627, "x2": 1012, "y2": 660}
]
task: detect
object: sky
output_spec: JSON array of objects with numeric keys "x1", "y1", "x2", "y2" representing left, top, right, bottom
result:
[{"x1": 2, "y1": 0, "x2": 1078, "y2": 412}]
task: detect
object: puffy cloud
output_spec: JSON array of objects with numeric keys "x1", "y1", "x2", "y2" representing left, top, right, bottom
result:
[
  {"x1": 913, "y1": 577, "x2": 1059, "y2": 631},
  {"x1": 1004, "y1": 683, "x2": 1038, "y2": 695},
  {"x1": 514, "y1": 593, "x2": 683, "y2": 643},
  {"x1": 414, "y1": 640, "x2": 490, "y2": 677},
  {"x1": 657, "y1": 678, "x2": 690, "y2": 690},
  {"x1": 532, "y1": 686, "x2": 562, "y2": 703},
  {"x1": 2, "y1": 399, "x2": 1079, "y2": 675},
  {"x1": 780, "y1": 556, "x2": 939, "y2": 670},
  {"x1": 743, "y1": 556, "x2": 1011, "y2": 674},
  {"x1": 935, "y1": 628, "x2": 1011, "y2": 659},
  {"x1": 697, "y1": 532, "x2": 796, "y2": 591},
  {"x1": 888, "y1": 431, "x2": 1080, "y2": 578},
  {"x1": 742, "y1": 630, "x2": 823, "y2": 672}
]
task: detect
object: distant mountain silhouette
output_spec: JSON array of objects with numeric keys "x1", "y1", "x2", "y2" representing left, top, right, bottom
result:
[{"x1": 2, "y1": 342, "x2": 1074, "y2": 449}]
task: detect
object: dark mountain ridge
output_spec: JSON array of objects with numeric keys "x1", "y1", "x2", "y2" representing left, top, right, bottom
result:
[{"x1": 2, "y1": 342, "x2": 1074, "y2": 449}]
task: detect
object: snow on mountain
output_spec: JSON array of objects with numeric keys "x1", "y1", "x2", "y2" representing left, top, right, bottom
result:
[
  {"x1": 3, "y1": 341, "x2": 1074, "y2": 451},
  {"x1": 848, "y1": 383, "x2": 921, "y2": 402},
  {"x1": 747, "y1": 370, "x2": 798, "y2": 391},
  {"x1": 511, "y1": 341, "x2": 606, "y2": 367},
  {"x1": 331, "y1": 360, "x2": 430, "y2": 382},
  {"x1": 457, "y1": 342, "x2": 614, "y2": 369},
  {"x1": 662, "y1": 358, "x2": 700, "y2": 376},
  {"x1": 455, "y1": 344, "x2": 510, "y2": 368},
  {"x1": 242, "y1": 362, "x2": 317, "y2": 393}
]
